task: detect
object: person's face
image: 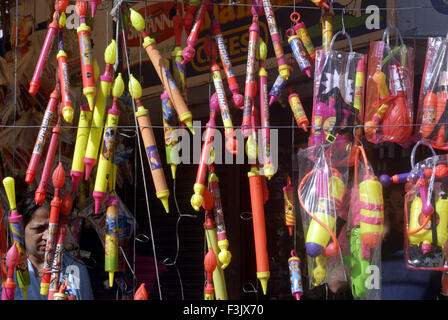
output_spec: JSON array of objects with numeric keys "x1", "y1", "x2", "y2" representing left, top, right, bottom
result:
[{"x1": 24, "y1": 206, "x2": 50, "y2": 262}]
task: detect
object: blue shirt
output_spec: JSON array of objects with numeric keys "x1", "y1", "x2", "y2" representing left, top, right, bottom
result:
[{"x1": 14, "y1": 253, "x2": 94, "y2": 300}]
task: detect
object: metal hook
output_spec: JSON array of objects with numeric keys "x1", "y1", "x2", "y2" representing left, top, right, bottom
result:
[
  {"x1": 242, "y1": 282, "x2": 258, "y2": 294},
  {"x1": 341, "y1": 8, "x2": 346, "y2": 35},
  {"x1": 136, "y1": 233, "x2": 150, "y2": 243},
  {"x1": 240, "y1": 211, "x2": 253, "y2": 221},
  {"x1": 352, "y1": 124, "x2": 364, "y2": 148}
]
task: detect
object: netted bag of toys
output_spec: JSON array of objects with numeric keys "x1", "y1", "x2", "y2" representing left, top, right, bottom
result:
[
  {"x1": 345, "y1": 145, "x2": 384, "y2": 300},
  {"x1": 297, "y1": 143, "x2": 350, "y2": 289},
  {"x1": 364, "y1": 25, "x2": 415, "y2": 146},
  {"x1": 417, "y1": 34, "x2": 448, "y2": 150},
  {"x1": 309, "y1": 30, "x2": 366, "y2": 167},
  {"x1": 403, "y1": 141, "x2": 448, "y2": 271}
]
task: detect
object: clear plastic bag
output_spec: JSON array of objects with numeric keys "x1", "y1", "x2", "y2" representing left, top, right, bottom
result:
[
  {"x1": 404, "y1": 141, "x2": 448, "y2": 271},
  {"x1": 364, "y1": 25, "x2": 414, "y2": 146},
  {"x1": 297, "y1": 143, "x2": 350, "y2": 289},
  {"x1": 346, "y1": 146, "x2": 383, "y2": 300},
  {"x1": 309, "y1": 31, "x2": 366, "y2": 167},
  {"x1": 417, "y1": 35, "x2": 448, "y2": 150}
]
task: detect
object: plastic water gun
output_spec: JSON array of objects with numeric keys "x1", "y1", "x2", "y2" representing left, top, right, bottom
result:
[
  {"x1": 129, "y1": 74, "x2": 170, "y2": 213},
  {"x1": 130, "y1": 8, "x2": 194, "y2": 134},
  {"x1": 268, "y1": 68, "x2": 293, "y2": 106},
  {"x1": 242, "y1": 1, "x2": 261, "y2": 138},
  {"x1": 35, "y1": 112, "x2": 61, "y2": 206},
  {"x1": 248, "y1": 165, "x2": 270, "y2": 295},
  {"x1": 70, "y1": 104, "x2": 92, "y2": 193},
  {"x1": 40, "y1": 162, "x2": 65, "y2": 296},
  {"x1": 2, "y1": 177, "x2": 30, "y2": 299},
  {"x1": 48, "y1": 191, "x2": 72, "y2": 300},
  {"x1": 290, "y1": 12, "x2": 315, "y2": 63},
  {"x1": 208, "y1": 164, "x2": 231, "y2": 269},
  {"x1": 76, "y1": 1, "x2": 96, "y2": 110},
  {"x1": 283, "y1": 176, "x2": 295, "y2": 237},
  {"x1": 1, "y1": 243, "x2": 19, "y2": 300},
  {"x1": 134, "y1": 283, "x2": 149, "y2": 300},
  {"x1": 89, "y1": 0, "x2": 102, "y2": 18},
  {"x1": 25, "y1": 84, "x2": 59, "y2": 184},
  {"x1": 93, "y1": 73, "x2": 123, "y2": 214},
  {"x1": 181, "y1": 0, "x2": 208, "y2": 65},
  {"x1": 321, "y1": 9, "x2": 334, "y2": 51},
  {"x1": 286, "y1": 28, "x2": 312, "y2": 78},
  {"x1": 105, "y1": 164, "x2": 119, "y2": 288},
  {"x1": 209, "y1": 8, "x2": 243, "y2": 109},
  {"x1": 261, "y1": 0, "x2": 290, "y2": 80},
  {"x1": 161, "y1": 91, "x2": 179, "y2": 179},
  {"x1": 83, "y1": 39, "x2": 116, "y2": 180},
  {"x1": 57, "y1": 26, "x2": 73, "y2": 123},
  {"x1": 298, "y1": 167, "x2": 345, "y2": 286},
  {"x1": 204, "y1": 248, "x2": 217, "y2": 300},
  {"x1": 29, "y1": 0, "x2": 68, "y2": 95},
  {"x1": 288, "y1": 89, "x2": 309, "y2": 132},
  {"x1": 288, "y1": 251, "x2": 303, "y2": 300},
  {"x1": 191, "y1": 94, "x2": 218, "y2": 212}
]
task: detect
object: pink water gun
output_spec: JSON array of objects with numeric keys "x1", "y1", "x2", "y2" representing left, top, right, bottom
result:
[
  {"x1": 1, "y1": 243, "x2": 19, "y2": 300},
  {"x1": 182, "y1": 0, "x2": 208, "y2": 65}
]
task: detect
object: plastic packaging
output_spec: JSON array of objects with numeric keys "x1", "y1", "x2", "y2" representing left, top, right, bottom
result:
[
  {"x1": 297, "y1": 143, "x2": 350, "y2": 289},
  {"x1": 417, "y1": 34, "x2": 448, "y2": 150},
  {"x1": 403, "y1": 141, "x2": 448, "y2": 270},
  {"x1": 365, "y1": 25, "x2": 414, "y2": 145},
  {"x1": 309, "y1": 31, "x2": 366, "y2": 167},
  {"x1": 346, "y1": 145, "x2": 383, "y2": 300}
]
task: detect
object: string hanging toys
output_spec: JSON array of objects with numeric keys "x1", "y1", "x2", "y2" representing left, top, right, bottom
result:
[
  {"x1": 129, "y1": 8, "x2": 194, "y2": 134},
  {"x1": 348, "y1": 145, "x2": 384, "y2": 300},
  {"x1": 83, "y1": 39, "x2": 117, "y2": 181},
  {"x1": 2, "y1": 178, "x2": 30, "y2": 299},
  {"x1": 364, "y1": 25, "x2": 414, "y2": 145},
  {"x1": 75, "y1": 1, "x2": 96, "y2": 110},
  {"x1": 128, "y1": 75, "x2": 170, "y2": 214},
  {"x1": 28, "y1": 0, "x2": 68, "y2": 95}
]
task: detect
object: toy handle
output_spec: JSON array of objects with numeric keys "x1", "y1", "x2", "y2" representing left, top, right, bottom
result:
[
  {"x1": 410, "y1": 140, "x2": 437, "y2": 170},
  {"x1": 286, "y1": 28, "x2": 295, "y2": 38},
  {"x1": 381, "y1": 24, "x2": 405, "y2": 49},
  {"x1": 329, "y1": 30, "x2": 353, "y2": 53},
  {"x1": 290, "y1": 12, "x2": 301, "y2": 23}
]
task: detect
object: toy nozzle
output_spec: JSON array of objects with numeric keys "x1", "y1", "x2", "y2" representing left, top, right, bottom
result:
[
  {"x1": 184, "y1": 120, "x2": 195, "y2": 135},
  {"x1": 109, "y1": 271, "x2": 114, "y2": 288},
  {"x1": 171, "y1": 164, "x2": 177, "y2": 179}
]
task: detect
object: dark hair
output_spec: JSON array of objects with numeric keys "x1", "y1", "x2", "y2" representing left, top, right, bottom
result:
[{"x1": 16, "y1": 191, "x2": 54, "y2": 227}]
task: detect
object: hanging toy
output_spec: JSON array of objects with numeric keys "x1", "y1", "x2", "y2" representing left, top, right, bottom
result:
[
  {"x1": 288, "y1": 89, "x2": 309, "y2": 132},
  {"x1": 204, "y1": 248, "x2": 217, "y2": 300},
  {"x1": 130, "y1": 8, "x2": 194, "y2": 134},
  {"x1": 48, "y1": 191, "x2": 72, "y2": 300},
  {"x1": 183, "y1": 0, "x2": 201, "y2": 35},
  {"x1": 1, "y1": 243, "x2": 19, "y2": 300},
  {"x1": 75, "y1": 1, "x2": 96, "y2": 110},
  {"x1": 191, "y1": 94, "x2": 218, "y2": 212},
  {"x1": 92, "y1": 73, "x2": 123, "y2": 214},
  {"x1": 161, "y1": 91, "x2": 179, "y2": 179},
  {"x1": 105, "y1": 165, "x2": 119, "y2": 288},
  {"x1": 321, "y1": 9, "x2": 334, "y2": 51},
  {"x1": 286, "y1": 28, "x2": 312, "y2": 78},
  {"x1": 83, "y1": 39, "x2": 117, "y2": 181},
  {"x1": 39, "y1": 163, "x2": 65, "y2": 296},
  {"x1": 290, "y1": 12, "x2": 316, "y2": 64},
  {"x1": 129, "y1": 75, "x2": 170, "y2": 213},
  {"x1": 283, "y1": 176, "x2": 295, "y2": 237},
  {"x1": 288, "y1": 251, "x2": 303, "y2": 300},
  {"x1": 57, "y1": 25, "x2": 73, "y2": 124},
  {"x1": 25, "y1": 84, "x2": 59, "y2": 184},
  {"x1": 181, "y1": 0, "x2": 208, "y2": 65},
  {"x1": 29, "y1": 0, "x2": 68, "y2": 95},
  {"x1": 268, "y1": 68, "x2": 293, "y2": 106},
  {"x1": 2, "y1": 177, "x2": 30, "y2": 299}
]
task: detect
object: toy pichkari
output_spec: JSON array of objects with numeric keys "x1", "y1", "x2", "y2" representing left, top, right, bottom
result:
[
  {"x1": 83, "y1": 40, "x2": 117, "y2": 182},
  {"x1": 286, "y1": 28, "x2": 312, "y2": 78},
  {"x1": 161, "y1": 91, "x2": 179, "y2": 179},
  {"x1": 25, "y1": 84, "x2": 59, "y2": 185},
  {"x1": 57, "y1": 28, "x2": 73, "y2": 123},
  {"x1": 105, "y1": 165, "x2": 119, "y2": 288},
  {"x1": 129, "y1": 8, "x2": 194, "y2": 134},
  {"x1": 129, "y1": 74, "x2": 170, "y2": 213},
  {"x1": 40, "y1": 162, "x2": 65, "y2": 296},
  {"x1": 288, "y1": 251, "x2": 303, "y2": 300},
  {"x1": 181, "y1": 0, "x2": 208, "y2": 66},
  {"x1": 290, "y1": 12, "x2": 316, "y2": 64},
  {"x1": 288, "y1": 89, "x2": 309, "y2": 132},
  {"x1": 321, "y1": 9, "x2": 334, "y2": 51},
  {"x1": 29, "y1": 0, "x2": 68, "y2": 96},
  {"x1": 93, "y1": 73, "x2": 123, "y2": 215},
  {"x1": 2, "y1": 177, "x2": 30, "y2": 299},
  {"x1": 1, "y1": 243, "x2": 19, "y2": 300}
]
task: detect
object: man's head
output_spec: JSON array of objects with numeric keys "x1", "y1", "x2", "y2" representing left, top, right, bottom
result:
[{"x1": 17, "y1": 192, "x2": 53, "y2": 264}]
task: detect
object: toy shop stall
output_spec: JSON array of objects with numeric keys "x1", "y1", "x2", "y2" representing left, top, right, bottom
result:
[{"x1": 0, "y1": 0, "x2": 447, "y2": 302}]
